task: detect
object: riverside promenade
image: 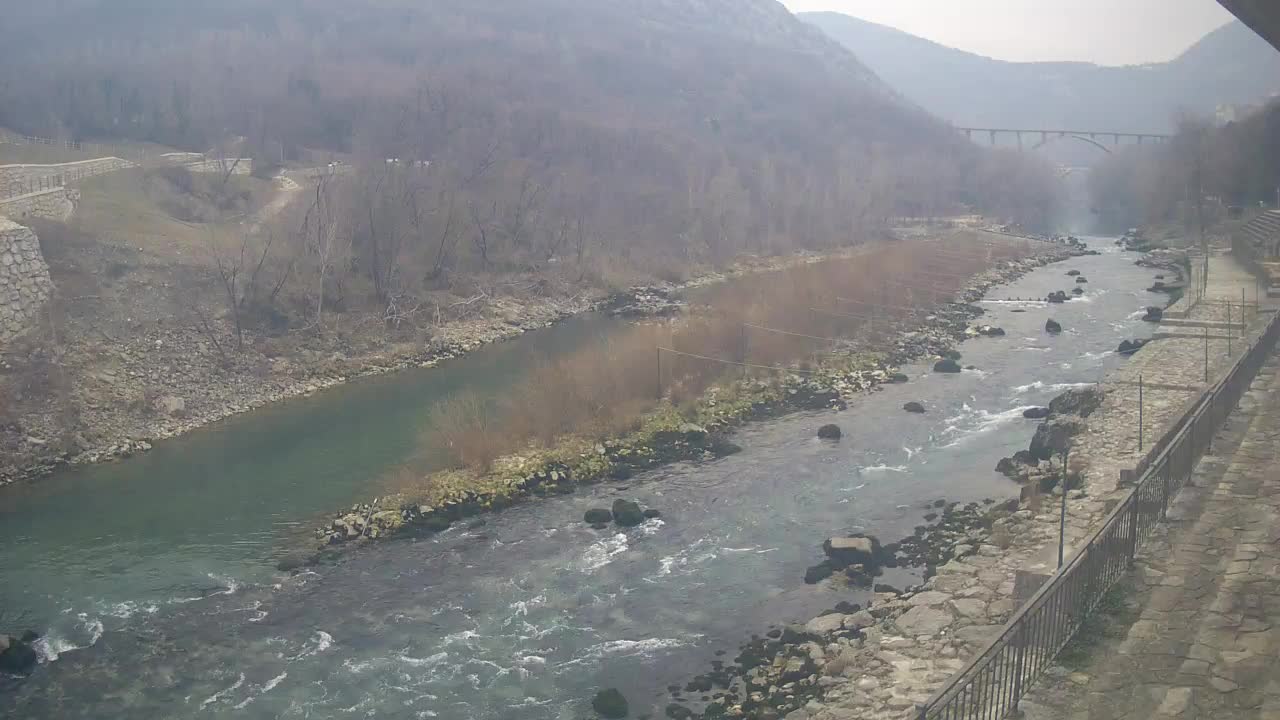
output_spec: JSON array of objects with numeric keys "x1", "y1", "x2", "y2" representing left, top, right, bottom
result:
[{"x1": 1021, "y1": 246, "x2": 1280, "y2": 719}]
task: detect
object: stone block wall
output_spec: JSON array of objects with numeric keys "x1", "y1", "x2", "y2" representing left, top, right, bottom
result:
[
  {"x1": 182, "y1": 158, "x2": 253, "y2": 175},
  {"x1": 0, "y1": 187, "x2": 76, "y2": 222},
  {"x1": 0, "y1": 157, "x2": 134, "y2": 199},
  {"x1": 0, "y1": 217, "x2": 53, "y2": 343}
]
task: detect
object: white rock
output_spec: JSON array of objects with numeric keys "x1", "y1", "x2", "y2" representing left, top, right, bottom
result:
[
  {"x1": 907, "y1": 591, "x2": 951, "y2": 607},
  {"x1": 950, "y1": 599, "x2": 988, "y2": 618},
  {"x1": 805, "y1": 614, "x2": 848, "y2": 635},
  {"x1": 895, "y1": 605, "x2": 954, "y2": 636},
  {"x1": 842, "y1": 611, "x2": 876, "y2": 631}
]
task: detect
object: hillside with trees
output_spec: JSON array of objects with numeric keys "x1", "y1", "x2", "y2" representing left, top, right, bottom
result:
[
  {"x1": 803, "y1": 13, "x2": 1280, "y2": 134},
  {"x1": 1088, "y1": 100, "x2": 1280, "y2": 233},
  {"x1": 0, "y1": 0, "x2": 1059, "y2": 287}
]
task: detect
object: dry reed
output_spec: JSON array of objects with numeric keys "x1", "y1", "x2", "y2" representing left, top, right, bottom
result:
[{"x1": 423, "y1": 235, "x2": 1034, "y2": 470}]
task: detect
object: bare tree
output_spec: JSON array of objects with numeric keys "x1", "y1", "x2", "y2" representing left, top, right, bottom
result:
[
  {"x1": 425, "y1": 190, "x2": 459, "y2": 280},
  {"x1": 500, "y1": 174, "x2": 545, "y2": 252},
  {"x1": 469, "y1": 200, "x2": 497, "y2": 268},
  {"x1": 298, "y1": 168, "x2": 344, "y2": 330}
]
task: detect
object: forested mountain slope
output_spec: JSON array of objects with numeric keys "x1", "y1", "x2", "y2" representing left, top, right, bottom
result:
[
  {"x1": 0, "y1": 0, "x2": 1056, "y2": 274},
  {"x1": 803, "y1": 13, "x2": 1280, "y2": 133}
]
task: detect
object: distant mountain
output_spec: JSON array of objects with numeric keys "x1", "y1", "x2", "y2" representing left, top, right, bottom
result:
[{"x1": 801, "y1": 13, "x2": 1280, "y2": 133}]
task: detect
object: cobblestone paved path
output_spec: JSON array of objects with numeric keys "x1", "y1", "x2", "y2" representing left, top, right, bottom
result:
[{"x1": 1023, "y1": 349, "x2": 1280, "y2": 720}]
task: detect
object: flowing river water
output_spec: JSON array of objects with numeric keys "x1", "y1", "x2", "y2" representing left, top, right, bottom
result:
[{"x1": 0, "y1": 241, "x2": 1164, "y2": 718}]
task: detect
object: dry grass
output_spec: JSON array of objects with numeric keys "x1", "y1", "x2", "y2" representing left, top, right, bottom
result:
[
  {"x1": 73, "y1": 169, "x2": 273, "y2": 260},
  {"x1": 0, "y1": 144, "x2": 99, "y2": 165},
  {"x1": 422, "y1": 234, "x2": 1035, "y2": 471}
]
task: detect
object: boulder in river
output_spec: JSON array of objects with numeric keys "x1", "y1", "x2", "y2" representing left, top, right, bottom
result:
[
  {"x1": 1142, "y1": 306, "x2": 1164, "y2": 323},
  {"x1": 1045, "y1": 319, "x2": 1063, "y2": 334},
  {"x1": 941, "y1": 349, "x2": 962, "y2": 361},
  {"x1": 643, "y1": 508, "x2": 662, "y2": 519},
  {"x1": 1029, "y1": 418, "x2": 1085, "y2": 461},
  {"x1": 611, "y1": 499, "x2": 646, "y2": 527},
  {"x1": 995, "y1": 456, "x2": 1018, "y2": 476},
  {"x1": 1072, "y1": 287, "x2": 1085, "y2": 295},
  {"x1": 817, "y1": 424, "x2": 842, "y2": 440},
  {"x1": 996, "y1": 451, "x2": 1040, "y2": 479},
  {"x1": 889, "y1": 372, "x2": 910, "y2": 384},
  {"x1": 1013, "y1": 450, "x2": 1040, "y2": 466},
  {"x1": 592, "y1": 688, "x2": 629, "y2": 718},
  {"x1": 1075, "y1": 276, "x2": 1088, "y2": 284},
  {"x1": 0, "y1": 632, "x2": 38, "y2": 676},
  {"x1": 1023, "y1": 407, "x2": 1051, "y2": 419},
  {"x1": 903, "y1": 401, "x2": 926, "y2": 414},
  {"x1": 1066, "y1": 270, "x2": 1081, "y2": 276},
  {"x1": 933, "y1": 358, "x2": 962, "y2": 374},
  {"x1": 803, "y1": 561, "x2": 835, "y2": 584},
  {"x1": 1117, "y1": 339, "x2": 1150, "y2": 356},
  {"x1": 822, "y1": 535, "x2": 893, "y2": 578},
  {"x1": 1049, "y1": 387, "x2": 1104, "y2": 417},
  {"x1": 978, "y1": 325, "x2": 1006, "y2": 337},
  {"x1": 584, "y1": 508, "x2": 614, "y2": 525},
  {"x1": 1047, "y1": 291, "x2": 1068, "y2": 304},
  {"x1": 823, "y1": 536, "x2": 877, "y2": 567}
]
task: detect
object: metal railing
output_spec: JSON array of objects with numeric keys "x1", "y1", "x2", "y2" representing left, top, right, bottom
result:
[
  {"x1": 917, "y1": 307, "x2": 1280, "y2": 720},
  {"x1": 0, "y1": 159, "x2": 134, "y2": 200},
  {"x1": 0, "y1": 131, "x2": 151, "y2": 163}
]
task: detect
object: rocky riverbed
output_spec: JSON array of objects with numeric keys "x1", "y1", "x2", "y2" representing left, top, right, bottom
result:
[
  {"x1": 646, "y1": 246, "x2": 1243, "y2": 720},
  {"x1": 652, "y1": 383, "x2": 1106, "y2": 719},
  {"x1": 309, "y1": 243, "x2": 1084, "y2": 557}
]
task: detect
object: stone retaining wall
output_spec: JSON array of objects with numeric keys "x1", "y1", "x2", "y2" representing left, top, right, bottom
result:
[
  {"x1": 181, "y1": 158, "x2": 253, "y2": 175},
  {"x1": 0, "y1": 157, "x2": 134, "y2": 199},
  {"x1": 0, "y1": 217, "x2": 52, "y2": 343},
  {"x1": 0, "y1": 186, "x2": 76, "y2": 222}
]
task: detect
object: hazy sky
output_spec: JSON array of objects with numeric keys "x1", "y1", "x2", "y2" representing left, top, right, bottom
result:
[{"x1": 782, "y1": 0, "x2": 1237, "y2": 66}]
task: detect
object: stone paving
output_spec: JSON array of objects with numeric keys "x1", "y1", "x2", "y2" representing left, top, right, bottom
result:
[
  {"x1": 1020, "y1": 249, "x2": 1273, "y2": 576},
  {"x1": 1022, "y1": 349, "x2": 1280, "y2": 720}
]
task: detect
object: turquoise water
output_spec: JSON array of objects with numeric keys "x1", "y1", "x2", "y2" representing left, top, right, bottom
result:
[{"x1": 0, "y1": 314, "x2": 618, "y2": 636}]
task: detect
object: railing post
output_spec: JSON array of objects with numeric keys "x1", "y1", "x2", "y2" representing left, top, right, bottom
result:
[
  {"x1": 1160, "y1": 463, "x2": 1171, "y2": 520},
  {"x1": 1127, "y1": 494, "x2": 1139, "y2": 567},
  {"x1": 1011, "y1": 622, "x2": 1029, "y2": 707}
]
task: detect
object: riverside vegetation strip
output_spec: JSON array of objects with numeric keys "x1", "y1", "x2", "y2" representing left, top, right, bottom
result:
[
  {"x1": 306, "y1": 238, "x2": 1084, "y2": 560},
  {"x1": 0, "y1": 243, "x2": 893, "y2": 489}
]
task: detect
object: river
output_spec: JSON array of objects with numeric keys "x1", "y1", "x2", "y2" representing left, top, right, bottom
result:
[{"x1": 0, "y1": 241, "x2": 1162, "y2": 719}]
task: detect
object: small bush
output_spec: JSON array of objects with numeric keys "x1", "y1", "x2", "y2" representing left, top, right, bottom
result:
[{"x1": 423, "y1": 391, "x2": 503, "y2": 471}]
